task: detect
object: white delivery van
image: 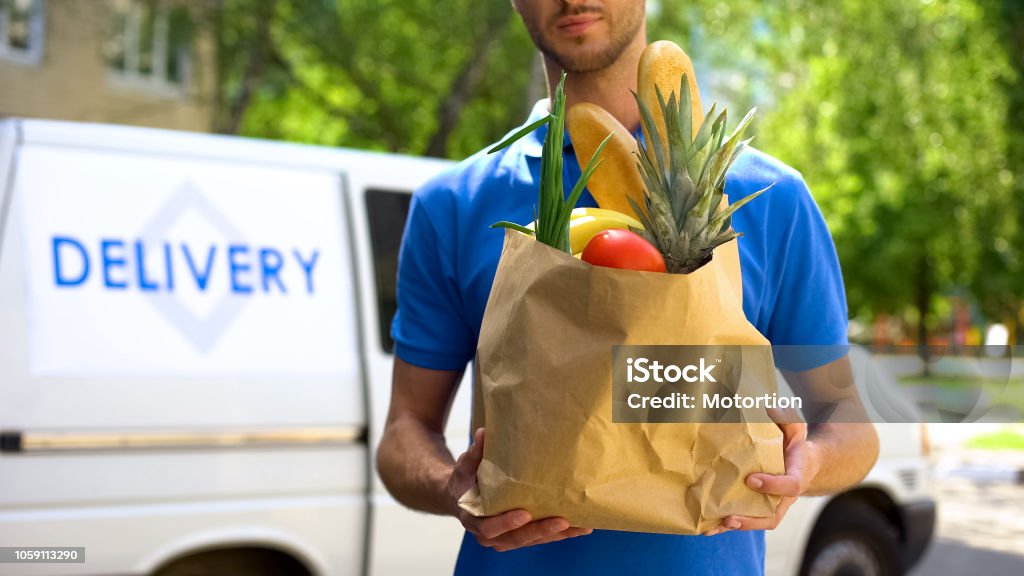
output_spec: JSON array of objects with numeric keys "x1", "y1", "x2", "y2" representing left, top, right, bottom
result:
[{"x1": 0, "y1": 119, "x2": 933, "y2": 576}]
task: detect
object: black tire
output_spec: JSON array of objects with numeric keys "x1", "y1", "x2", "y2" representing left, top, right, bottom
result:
[
  {"x1": 800, "y1": 500, "x2": 902, "y2": 576},
  {"x1": 152, "y1": 547, "x2": 310, "y2": 576}
]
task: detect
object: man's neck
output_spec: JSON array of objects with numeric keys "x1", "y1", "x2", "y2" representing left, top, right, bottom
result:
[{"x1": 542, "y1": 34, "x2": 647, "y2": 133}]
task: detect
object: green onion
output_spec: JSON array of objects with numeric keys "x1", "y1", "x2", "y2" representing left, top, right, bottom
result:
[{"x1": 490, "y1": 72, "x2": 613, "y2": 253}]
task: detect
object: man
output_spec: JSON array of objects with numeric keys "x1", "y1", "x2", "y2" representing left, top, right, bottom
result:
[{"x1": 376, "y1": 1, "x2": 879, "y2": 574}]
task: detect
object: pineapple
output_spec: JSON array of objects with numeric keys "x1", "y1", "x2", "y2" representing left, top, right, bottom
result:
[{"x1": 629, "y1": 75, "x2": 771, "y2": 274}]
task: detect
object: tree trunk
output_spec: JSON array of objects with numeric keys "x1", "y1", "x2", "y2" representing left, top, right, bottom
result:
[
  {"x1": 916, "y1": 253, "x2": 932, "y2": 376},
  {"x1": 211, "y1": 0, "x2": 226, "y2": 133},
  {"x1": 222, "y1": 0, "x2": 277, "y2": 135},
  {"x1": 1014, "y1": 299, "x2": 1023, "y2": 348},
  {"x1": 424, "y1": 29, "x2": 504, "y2": 158}
]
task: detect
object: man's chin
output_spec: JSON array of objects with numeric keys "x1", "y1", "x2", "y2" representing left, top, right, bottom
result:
[{"x1": 547, "y1": 46, "x2": 621, "y2": 74}]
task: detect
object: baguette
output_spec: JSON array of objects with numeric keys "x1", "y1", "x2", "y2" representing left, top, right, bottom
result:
[
  {"x1": 566, "y1": 103, "x2": 647, "y2": 218},
  {"x1": 638, "y1": 40, "x2": 704, "y2": 156}
]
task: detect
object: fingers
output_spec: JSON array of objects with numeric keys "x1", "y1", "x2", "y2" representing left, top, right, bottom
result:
[
  {"x1": 702, "y1": 517, "x2": 742, "y2": 536},
  {"x1": 766, "y1": 406, "x2": 804, "y2": 426},
  {"x1": 481, "y1": 517, "x2": 569, "y2": 550},
  {"x1": 450, "y1": 428, "x2": 486, "y2": 488},
  {"x1": 765, "y1": 408, "x2": 807, "y2": 449},
  {"x1": 446, "y1": 428, "x2": 487, "y2": 514},
  {"x1": 465, "y1": 512, "x2": 590, "y2": 552},
  {"x1": 710, "y1": 496, "x2": 797, "y2": 533},
  {"x1": 778, "y1": 421, "x2": 807, "y2": 448},
  {"x1": 708, "y1": 432, "x2": 806, "y2": 537},
  {"x1": 462, "y1": 509, "x2": 532, "y2": 540},
  {"x1": 746, "y1": 471, "x2": 802, "y2": 497},
  {"x1": 458, "y1": 428, "x2": 486, "y2": 472},
  {"x1": 746, "y1": 436, "x2": 810, "y2": 498},
  {"x1": 520, "y1": 527, "x2": 593, "y2": 548}
]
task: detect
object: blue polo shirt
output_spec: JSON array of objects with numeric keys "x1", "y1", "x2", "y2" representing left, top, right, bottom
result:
[{"x1": 392, "y1": 100, "x2": 848, "y2": 575}]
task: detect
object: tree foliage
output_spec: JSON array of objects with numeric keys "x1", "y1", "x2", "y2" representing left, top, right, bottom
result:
[
  {"x1": 753, "y1": 0, "x2": 1015, "y2": 341},
  {"x1": 205, "y1": 0, "x2": 1021, "y2": 341},
  {"x1": 208, "y1": 0, "x2": 535, "y2": 158},
  {"x1": 971, "y1": 0, "x2": 1024, "y2": 340}
]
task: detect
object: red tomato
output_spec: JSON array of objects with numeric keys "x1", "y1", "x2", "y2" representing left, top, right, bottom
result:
[{"x1": 580, "y1": 229, "x2": 667, "y2": 273}]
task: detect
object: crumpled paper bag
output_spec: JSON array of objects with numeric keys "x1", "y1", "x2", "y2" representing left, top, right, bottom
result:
[{"x1": 459, "y1": 227, "x2": 785, "y2": 535}]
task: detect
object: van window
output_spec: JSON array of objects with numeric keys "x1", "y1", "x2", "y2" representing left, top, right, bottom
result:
[{"x1": 365, "y1": 189, "x2": 412, "y2": 353}]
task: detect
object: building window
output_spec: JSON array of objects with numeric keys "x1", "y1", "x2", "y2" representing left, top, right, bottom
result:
[
  {"x1": 0, "y1": 0, "x2": 45, "y2": 65},
  {"x1": 104, "y1": 0, "x2": 194, "y2": 95}
]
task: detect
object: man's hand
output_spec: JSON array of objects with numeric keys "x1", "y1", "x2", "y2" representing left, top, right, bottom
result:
[
  {"x1": 377, "y1": 359, "x2": 592, "y2": 552},
  {"x1": 449, "y1": 428, "x2": 592, "y2": 552},
  {"x1": 702, "y1": 355, "x2": 881, "y2": 536},
  {"x1": 703, "y1": 420, "x2": 819, "y2": 536}
]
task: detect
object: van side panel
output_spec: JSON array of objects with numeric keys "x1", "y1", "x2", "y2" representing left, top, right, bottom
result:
[{"x1": 0, "y1": 120, "x2": 372, "y2": 575}]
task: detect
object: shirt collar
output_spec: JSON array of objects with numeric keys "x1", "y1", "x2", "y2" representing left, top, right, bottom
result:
[{"x1": 519, "y1": 98, "x2": 644, "y2": 158}]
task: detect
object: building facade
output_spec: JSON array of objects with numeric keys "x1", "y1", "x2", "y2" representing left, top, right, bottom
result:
[{"x1": 0, "y1": 0, "x2": 214, "y2": 132}]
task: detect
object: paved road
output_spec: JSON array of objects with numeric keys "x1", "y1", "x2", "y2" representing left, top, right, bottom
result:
[
  {"x1": 874, "y1": 354, "x2": 1023, "y2": 380},
  {"x1": 915, "y1": 539, "x2": 1024, "y2": 576},
  {"x1": 912, "y1": 460, "x2": 1024, "y2": 575}
]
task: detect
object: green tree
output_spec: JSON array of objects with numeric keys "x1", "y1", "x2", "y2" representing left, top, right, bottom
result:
[
  {"x1": 206, "y1": 0, "x2": 535, "y2": 158},
  {"x1": 204, "y1": 0, "x2": 1021, "y2": 345},
  {"x1": 971, "y1": 0, "x2": 1024, "y2": 343},
  {"x1": 756, "y1": 0, "x2": 1014, "y2": 346}
]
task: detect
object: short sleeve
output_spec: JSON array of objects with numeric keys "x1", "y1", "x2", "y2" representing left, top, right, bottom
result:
[
  {"x1": 391, "y1": 188, "x2": 476, "y2": 371},
  {"x1": 765, "y1": 175, "x2": 849, "y2": 368}
]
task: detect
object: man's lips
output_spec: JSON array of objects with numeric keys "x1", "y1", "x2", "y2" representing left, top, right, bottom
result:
[{"x1": 557, "y1": 14, "x2": 601, "y2": 37}]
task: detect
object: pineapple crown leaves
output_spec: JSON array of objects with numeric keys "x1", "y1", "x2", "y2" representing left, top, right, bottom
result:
[{"x1": 630, "y1": 74, "x2": 772, "y2": 273}]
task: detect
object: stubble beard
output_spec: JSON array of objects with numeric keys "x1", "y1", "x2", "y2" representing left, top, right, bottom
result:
[{"x1": 526, "y1": 8, "x2": 644, "y2": 74}]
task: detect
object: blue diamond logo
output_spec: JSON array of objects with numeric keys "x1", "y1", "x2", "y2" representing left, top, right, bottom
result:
[{"x1": 137, "y1": 181, "x2": 248, "y2": 354}]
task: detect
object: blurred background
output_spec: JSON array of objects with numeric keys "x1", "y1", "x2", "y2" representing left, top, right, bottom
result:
[
  {"x1": 4, "y1": 0, "x2": 1019, "y2": 350},
  {"x1": 1, "y1": 1, "x2": 1022, "y2": 575}
]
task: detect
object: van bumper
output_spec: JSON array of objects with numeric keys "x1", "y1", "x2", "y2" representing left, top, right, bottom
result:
[{"x1": 899, "y1": 498, "x2": 937, "y2": 570}]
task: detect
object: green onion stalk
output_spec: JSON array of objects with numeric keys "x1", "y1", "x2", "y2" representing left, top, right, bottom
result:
[{"x1": 490, "y1": 72, "x2": 613, "y2": 253}]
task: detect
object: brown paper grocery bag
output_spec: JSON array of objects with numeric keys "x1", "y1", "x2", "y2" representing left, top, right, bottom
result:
[{"x1": 459, "y1": 228, "x2": 785, "y2": 535}]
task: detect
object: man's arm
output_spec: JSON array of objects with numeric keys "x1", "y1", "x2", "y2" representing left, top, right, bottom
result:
[
  {"x1": 804, "y1": 422, "x2": 879, "y2": 496},
  {"x1": 376, "y1": 357, "x2": 463, "y2": 515},
  {"x1": 376, "y1": 357, "x2": 592, "y2": 551},
  {"x1": 785, "y1": 356, "x2": 879, "y2": 495}
]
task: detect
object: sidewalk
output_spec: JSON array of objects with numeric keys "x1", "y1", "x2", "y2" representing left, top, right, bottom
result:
[{"x1": 912, "y1": 426, "x2": 1024, "y2": 575}]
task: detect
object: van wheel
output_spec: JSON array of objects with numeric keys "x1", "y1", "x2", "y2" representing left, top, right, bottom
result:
[
  {"x1": 800, "y1": 500, "x2": 902, "y2": 576},
  {"x1": 152, "y1": 547, "x2": 310, "y2": 576}
]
